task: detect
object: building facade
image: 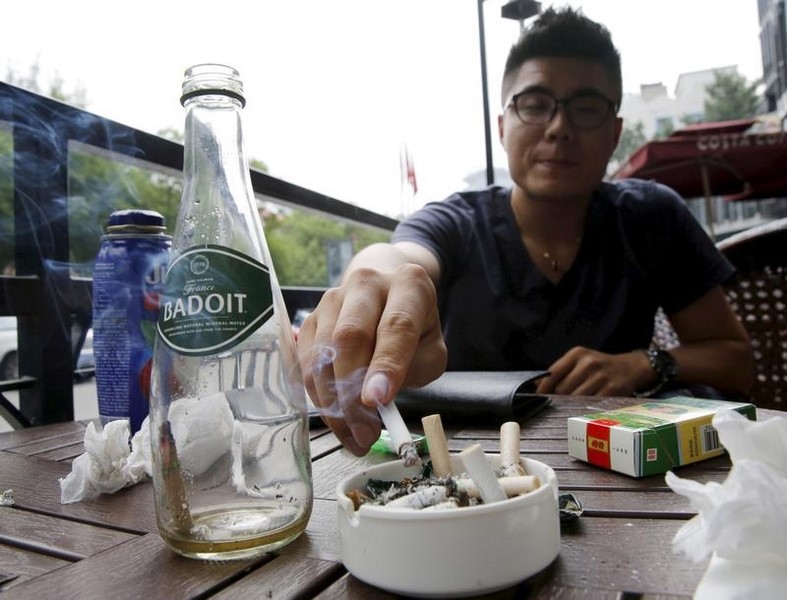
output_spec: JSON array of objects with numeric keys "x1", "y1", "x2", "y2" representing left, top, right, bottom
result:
[
  {"x1": 618, "y1": 66, "x2": 738, "y2": 140},
  {"x1": 758, "y1": 0, "x2": 787, "y2": 123}
]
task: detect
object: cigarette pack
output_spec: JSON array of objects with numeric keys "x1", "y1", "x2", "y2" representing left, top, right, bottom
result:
[{"x1": 567, "y1": 397, "x2": 756, "y2": 477}]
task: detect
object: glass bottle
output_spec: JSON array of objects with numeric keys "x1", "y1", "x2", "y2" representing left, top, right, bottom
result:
[{"x1": 149, "y1": 64, "x2": 312, "y2": 560}]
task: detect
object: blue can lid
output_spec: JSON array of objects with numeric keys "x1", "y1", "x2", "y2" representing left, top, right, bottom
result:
[{"x1": 106, "y1": 209, "x2": 166, "y2": 233}]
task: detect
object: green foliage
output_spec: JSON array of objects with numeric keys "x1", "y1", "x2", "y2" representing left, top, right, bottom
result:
[
  {"x1": 704, "y1": 71, "x2": 759, "y2": 122},
  {"x1": 264, "y1": 209, "x2": 391, "y2": 286},
  {"x1": 67, "y1": 151, "x2": 182, "y2": 264},
  {"x1": 4, "y1": 61, "x2": 87, "y2": 108},
  {"x1": 2, "y1": 61, "x2": 388, "y2": 284},
  {"x1": 612, "y1": 120, "x2": 647, "y2": 165},
  {"x1": 654, "y1": 118, "x2": 675, "y2": 140}
]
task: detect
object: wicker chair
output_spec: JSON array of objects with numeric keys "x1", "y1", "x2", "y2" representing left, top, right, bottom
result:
[
  {"x1": 717, "y1": 218, "x2": 787, "y2": 410},
  {"x1": 652, "y1": 218, "x2": 787, "y2": 409}
]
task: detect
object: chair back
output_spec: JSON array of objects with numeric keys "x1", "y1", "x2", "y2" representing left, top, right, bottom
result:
[
  {"x1": 717, "y1": 218, "x2": 787, "y2": 410},
  {"x1": 651, "y1": 218, "x2": 787, "y2": 409}
]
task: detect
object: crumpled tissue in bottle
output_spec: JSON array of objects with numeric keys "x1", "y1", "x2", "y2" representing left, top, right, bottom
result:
[
  {"x1": 665, "y1": 409, "x2": 787, "y2": 599},
  {"x1": 167, "y1": 392, "x2": 234, "y2": 476},
  {"x1": 59, "y1": 417, "x2": 152, "y2": 504}
]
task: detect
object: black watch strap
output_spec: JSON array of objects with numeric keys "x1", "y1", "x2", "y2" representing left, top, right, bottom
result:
[{"x1": 636, "y1": 348, "x2": 679, "y2": 397}]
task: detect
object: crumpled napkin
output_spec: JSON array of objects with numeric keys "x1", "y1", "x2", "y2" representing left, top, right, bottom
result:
[
  {"x1": 59, "y1": 391, "x2": 289, "y2": 504},
  {"x1": 59, "y1": 393, "x2": 239, "y2": 504},
  {"x1": 665, "y1": 409, "x2": 787, "y2": 599},
  {"x1": 59, "y1": 417, "x2": 152, "y2": 504}
]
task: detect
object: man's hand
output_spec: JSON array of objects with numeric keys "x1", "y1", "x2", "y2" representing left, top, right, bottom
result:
[
  {"x1": 297, "y1": 262, "x2": 446, "y2": 456},
  {"x1": 536, "y1": 346, "x2": 652, "y2": 396}
]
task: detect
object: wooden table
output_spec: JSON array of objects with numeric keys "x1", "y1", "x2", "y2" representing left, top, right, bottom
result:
[{"x1": 0, "y1": 396, "x2": 779, "y2": 599}]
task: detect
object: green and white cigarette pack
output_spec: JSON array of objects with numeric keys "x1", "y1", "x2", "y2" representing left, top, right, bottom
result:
[{"x1": 567, "y1": 397, "x2": 756, "y2": 477}]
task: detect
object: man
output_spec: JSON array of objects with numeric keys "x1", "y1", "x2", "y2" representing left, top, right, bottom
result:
[{"x1": 298, "y1": 8, "x2": 754, "y2": 456}]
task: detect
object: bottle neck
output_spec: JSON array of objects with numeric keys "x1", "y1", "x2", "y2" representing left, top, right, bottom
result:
[
  {"x1": 182, "y1": 95, "x2": 250, "y2": 196},
  {"x1": 178, "y1": 94, "x2": 261, "y2": 251}
]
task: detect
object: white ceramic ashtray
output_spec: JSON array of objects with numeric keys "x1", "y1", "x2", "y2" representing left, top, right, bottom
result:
[{"x1": 336, "y1": 454, "x2": 560, "y2": 598}]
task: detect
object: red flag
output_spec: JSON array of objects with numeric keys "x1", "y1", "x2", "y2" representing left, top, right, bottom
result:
[{"x1": 400, "y1": 145, "x2": 418, "y2": 195}]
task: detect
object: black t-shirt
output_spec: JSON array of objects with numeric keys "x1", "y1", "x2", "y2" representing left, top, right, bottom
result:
[{"x1": 392, "y1": 179, "x2": 735, "y2": 371}]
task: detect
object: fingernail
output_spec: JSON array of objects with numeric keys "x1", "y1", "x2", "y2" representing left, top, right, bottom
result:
[{"x1": 363, "y1": 372, "x2": 389, "y2": 405}]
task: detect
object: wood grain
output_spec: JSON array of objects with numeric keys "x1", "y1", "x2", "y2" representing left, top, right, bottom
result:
[
  {"x1": 4, "y1": 534, "x2": 268, "y2": 600},
  {"x1": 0, "y1": 396, "x2": 776, "y2": 599},
  {"x1": 0, "y1": 543, "x2": 69, "y2": 591},
  {"x1": 0, "y1": 507, "x2": 137, "y2": 560}
]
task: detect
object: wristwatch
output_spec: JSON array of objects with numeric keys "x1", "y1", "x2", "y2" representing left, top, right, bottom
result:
[{"x1": 638, "y1": 348, "x2": 679, "y2": 397}]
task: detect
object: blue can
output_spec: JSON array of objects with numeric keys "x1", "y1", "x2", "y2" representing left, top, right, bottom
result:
[{"x1": 92, "y1": 209, "x2": 171, "y2": 434}]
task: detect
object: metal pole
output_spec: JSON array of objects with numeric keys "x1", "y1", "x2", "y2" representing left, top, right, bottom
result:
[
  {"x1": 477, "y1": 0, "x2": 495, "y2": 186},
  {"x1": 700, "y1": 161, "x2": 716, "y2": 240}
]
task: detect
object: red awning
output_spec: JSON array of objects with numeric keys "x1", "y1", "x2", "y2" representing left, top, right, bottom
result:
[{"x1": 613, "y1": 118, "x2": 787, "y2": 202}]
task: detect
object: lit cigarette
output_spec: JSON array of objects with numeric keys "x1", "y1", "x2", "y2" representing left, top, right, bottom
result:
[
  {"x1": 459, "y1": 443, "x2": 507, "y2": 504},
  {"x1": 500, "y1": 421, "x2": 526, "y2": 477},
  {"x1": 421, "y1": 413, "x2": 453, "y2": 477},
  {"x1": 376, "y1": 400, "x2": 420, "y2": 467},
  {"x1": 457, "y1": 475, "x2": 540, "y2": 499},
  {"x1": 386, "y1": 485, "x2": 448, "y2": 509}
]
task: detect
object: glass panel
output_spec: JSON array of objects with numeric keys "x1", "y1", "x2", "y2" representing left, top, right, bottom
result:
[
  {"x1": 0, "y1": 125, "x2": 13, "y2": 275},
  {"x1": 67, "y1": 144, "x2": 182, "y2": 271},
  {"x1": 262, "y1": 202, "x2": 390, "y2": 287}
]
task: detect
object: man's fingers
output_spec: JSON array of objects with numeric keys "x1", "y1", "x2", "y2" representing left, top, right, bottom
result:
[
  {"x1": 296, "y1": 263, "x2": 444, "y2": 454},
  {"x1": 362, "y1": 264, "x2": 444, "y2": 405}
]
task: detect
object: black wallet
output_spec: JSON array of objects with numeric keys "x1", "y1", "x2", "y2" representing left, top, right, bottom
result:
[{"x1": 394, "y1": 370, "x2": 551, "y2": 423}]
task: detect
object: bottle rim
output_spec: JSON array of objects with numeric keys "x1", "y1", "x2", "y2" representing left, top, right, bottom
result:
[{"x1": 181, "y1": 63, "x2": 246, "y2": 107}]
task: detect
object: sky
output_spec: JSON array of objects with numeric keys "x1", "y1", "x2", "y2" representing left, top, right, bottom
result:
[{"x1": 3, "y1": 1, "x2": 763, "y2": 218}]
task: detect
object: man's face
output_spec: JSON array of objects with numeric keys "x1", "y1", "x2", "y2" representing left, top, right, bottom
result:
[{"x1": 498, "y1": 57, "x2": 623, "y2": 203}]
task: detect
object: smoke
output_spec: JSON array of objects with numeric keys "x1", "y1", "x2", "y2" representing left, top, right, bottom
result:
[
  {"x1": 309, "y1": 344, "x2": 376, "y2": 422},
  {"x1": 1, "y1": 83, "x2": 173, "y2": 362}
]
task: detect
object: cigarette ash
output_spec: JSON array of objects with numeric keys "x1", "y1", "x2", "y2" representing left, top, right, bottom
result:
[
  {"x1": 347, "y1": 461, "x2": 473, "y2": 511},
  {"x1": 347, "y1": 460, "x2": 539, "y2": 511}
]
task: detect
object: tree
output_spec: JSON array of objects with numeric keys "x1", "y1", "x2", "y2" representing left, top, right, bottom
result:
[
  {"x1": 610, "y1": 120, "x2": 646, "y2": 171},
  {"x1": 265, "y1": 209, "x2": 390, "y2": 286},
  {"x1": 3, "y1": 63, "x2": 384, "y2": 286},
  {"x1": 704, "y1": 71, "x2": 759, "y2": 122},
  {"x1": 4, "y1": 61, "x2": 87, "y2": 108}
]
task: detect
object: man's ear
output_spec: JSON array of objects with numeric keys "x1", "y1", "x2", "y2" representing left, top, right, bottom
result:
[{"x1": 498, "y1": 113, "x2": 505, "y2": 146}]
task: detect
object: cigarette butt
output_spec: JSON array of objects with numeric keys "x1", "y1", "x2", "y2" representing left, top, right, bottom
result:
[
  {"x1": 159, "y1": 421, "x2": 193, "y2": 533},
  {"x1": 421, "y1": 499, "x2": 461, "y2": 511},
  {"x1": 386, "y1": 485, "x2": 448, "y2": 509},
  {"x1": 459, "y1": 443, "x2": 507, "y2": 504},
  {"x1": 457, "y1": 475, "x2": 540, "y2": 498},
  {"x1": 422, "y1": 414, "x2": 453, "y2": 477},
  {"x1": 500, "y1": 421, "x2": 526, "y2": 476}
]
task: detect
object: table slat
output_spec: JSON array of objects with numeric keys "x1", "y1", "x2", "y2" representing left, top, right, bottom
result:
[
  {"x1": 210, "y1": 556, "x2": 343, "y2": 600},
  {"x1": 0, "y1": 422, "x2": 86, "y2": 452},
  {"x1": 0, "y1": 507, "x2": 137, "y2": 560},
  {"x1": 4, "y1": 534, "x2": 268, "y2": 600},
  {"x1": 0, "y1": 453, "x2": 158, "y2": 534},
  {"x1": 552, "y1": 517, "x2": 707, "y2": 596},
  {"x1": 0, "y1": 543, "x2": 70, "y2": 592}
]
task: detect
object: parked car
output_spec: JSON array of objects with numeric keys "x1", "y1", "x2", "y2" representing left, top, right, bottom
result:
[{"x1": 0, "y1": 316, "x2": 94, "y2": 381}]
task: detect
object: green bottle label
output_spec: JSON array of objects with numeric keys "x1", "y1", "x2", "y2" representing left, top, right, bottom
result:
[{"x1": 157, "y1": 244, "x2": 273, "y2": 356}]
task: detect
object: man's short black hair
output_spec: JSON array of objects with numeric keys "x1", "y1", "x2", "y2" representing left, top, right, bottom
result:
[{"x1": 501, "y1": 7, "x2": 622, "y2": 104}]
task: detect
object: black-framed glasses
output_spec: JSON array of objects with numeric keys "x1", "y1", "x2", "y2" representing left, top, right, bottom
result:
[{"x1": 508, "y1": 89, "x2": 618, "y2": 130}]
